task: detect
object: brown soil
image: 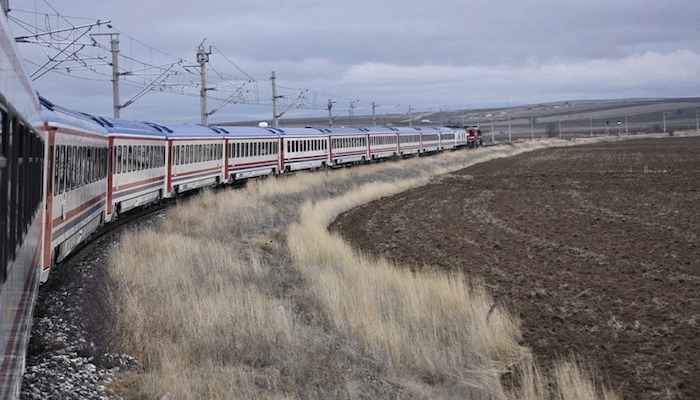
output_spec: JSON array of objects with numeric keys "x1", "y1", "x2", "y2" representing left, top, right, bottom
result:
[{"x1": 330, "y1": 137, "x2": 700, "y2": 400}]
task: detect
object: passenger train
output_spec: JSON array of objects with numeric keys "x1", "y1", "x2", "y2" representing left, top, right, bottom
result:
[
  {"x1": 40, "y1": 97, "x2": 470, "y2": 284},
  {"x1": 0, "y1": 5, "x2": 476, "y2": 396}
]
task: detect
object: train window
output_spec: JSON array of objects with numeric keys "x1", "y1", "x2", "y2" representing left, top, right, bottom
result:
[
  {"x1": 79, "y1": 146, "x2": 84, "y2": 186},
  {"x1": 68, "y1": 146, "x2": 76, "y2": 190},
  {"x1": 86, "y1": 147, "x2": 92, "y2": 183},
  {"x1": 116, "y1": 146, "x2": 122, "y2": 174},
  {"x1": 90, "y1": 147, "x2": 96, "y2": 183},
  {"x1": 80, "y1": 146, "x2": 88, "y2": 186},
  {"x1": 98, "y1": 148, "x2": 103, "y2": 179},
  {"x1": 55, "y1": 145, "x2": 63, "y2": 194},
  {"x1": 124, "y1": 146, "x2": 130, "y2": 172},
  {"x1": 77, "y1": 146, "x2": 83, "y2": 186}
]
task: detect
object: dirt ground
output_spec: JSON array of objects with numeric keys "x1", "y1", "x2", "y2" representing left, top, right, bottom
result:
[{"x1": 330, "y1": 136, "x2": 700, "y2": 400}]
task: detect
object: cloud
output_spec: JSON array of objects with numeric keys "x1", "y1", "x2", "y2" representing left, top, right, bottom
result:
[{"x1": 12, "y1": 0, "x2": 700, "y2": 123}]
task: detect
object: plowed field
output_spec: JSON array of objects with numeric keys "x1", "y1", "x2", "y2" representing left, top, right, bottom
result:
[{"x1": 330, "y1": 137, "x2": 700, "y2": 400}]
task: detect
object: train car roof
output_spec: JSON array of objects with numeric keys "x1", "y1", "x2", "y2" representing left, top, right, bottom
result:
[
  {"x1": 274, "y1": 127, "x2": 328, "y2": 137},
  {"x1": 394, "y1": 126, "x2": 437, "y2": 133},
  {"x1": 215, "y1": 125, "x2": 282, "y2": 138},
  {"x1": 166, "y1": 124, "x2": 227, "y2": 139},
  {"x1": 100, "y1": 116, "x2": 170, "y2": 138},
  {"x1": 323, "y1": 127, "x2": 367, "y2": 136},
  {"x1": 358, "y1": 126, "x2": 400, "y2": 134},
  {"x1": 40, "y1": 97, "x2": 110, "y2": 136}
]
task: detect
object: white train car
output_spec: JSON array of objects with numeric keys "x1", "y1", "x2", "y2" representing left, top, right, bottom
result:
[
  {"x1": 41, "y1": 98, "x2": 110, "y2": 279},
  {"x1": 279, "y1": 127, "x2": 328, "y2": 172},
  {"x1": 106, "y1": 118, "x2": 169, "y2": 218},
  {"x1": 168, "y1": 124, "x2": 226, "y2": 194},
  {"x1": 367, "y1": 126, "x2": 399, "y2": 161},
  {"x1": 327, "y1": 127, "x2": 368, "y2": 166},
  {"x1": 0, "y1": 8, "x2": 46, "y2": 393},
  {"x1": 221, "y1": 125, "x2": 282, "y2": 181},
  {"x1": 396, "y1": 127, "x2": 423, "y2": 157},
  {"x1": 437, "y1": 126, "x2": 459, "y2": 150},
  {"x1": 419, "y1": 127, "x2": 442, "y2": 153},
  {"x1": 453, "y1": 126, "x2": 468, "y2": 148}
]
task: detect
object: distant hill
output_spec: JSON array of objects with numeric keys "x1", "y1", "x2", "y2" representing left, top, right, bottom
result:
[{"x1": 219, "y1": 97, "x2": 700, "y2": 139}]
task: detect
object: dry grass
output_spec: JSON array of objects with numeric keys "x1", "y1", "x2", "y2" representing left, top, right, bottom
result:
[{"x1": 106, "y1": 136, "x2": 652, "y2": 399}]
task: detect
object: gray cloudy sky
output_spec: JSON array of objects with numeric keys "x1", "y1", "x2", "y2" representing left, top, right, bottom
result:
[{"x1": 9, "y1": 0, "x2": 700, "y2": 124}]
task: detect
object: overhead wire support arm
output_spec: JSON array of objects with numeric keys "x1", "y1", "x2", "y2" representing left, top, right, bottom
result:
[
  {"x1": 14, "y1": 19, "x2": 111, "y2": 42},
  {"x1": 30, "y1": 44, "x2": 86, "y2": 80},
  {"x1": 119, "y1": 64, "x2": 175, "y2": 110}
]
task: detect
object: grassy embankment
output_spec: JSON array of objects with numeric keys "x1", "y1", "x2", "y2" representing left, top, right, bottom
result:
[{"x1": 108, "y1": 137, "x2": 633, "y2": 399}]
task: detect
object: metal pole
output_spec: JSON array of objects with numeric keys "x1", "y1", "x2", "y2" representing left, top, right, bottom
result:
[
  {"x1": 271, "y1": 71, "x2": 278, "y2": 127},
  {"x1": 508, "y1": 115, "x2": 511, "y2": 142},
  {"x1": 590, "y1": 117, "x2": 593, "y2": 136},
  {"x1": 409, "y1": 105, "x2": 413, "y2": 127},
  {"x1": 327, "y1": 99, "x2": 333, "y2": 127},
  {"x1": 696, "y1": 110, "x2": 699, "y2": 131},
  {"x1": 372, "y1": 102, "x2": 377, "y2": 126},
  {"x1": 110, "y1": 34, "x2": 120, "y2": 118},
  {"x1": 530, "y1": 115, "x2": 534, "y2": 139},
  {"x1": 663, "y1": 112, "x2": 666, "y2": 133},
  {"x1": 558, "y1": 119, "x2": 562, "y2": 139},
  {"x1": 197, "y1": 43, "x2": 210, "y2": 125},
  {"x1": 491, "y1": 118, "x2": 494, "y2": 143},
  {"x1": 625, "y1": 115, "x2": 628, "y2": 135}
]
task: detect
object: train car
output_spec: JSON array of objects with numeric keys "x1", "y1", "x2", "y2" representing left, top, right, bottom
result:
[
  {"x1": 327, "y1": 127, "x2": 368, "y2": 166},
  {"x1": 396, "y1": 127, "x2": 423, "y2": 157},
  {"x1": 279, "y1": 127, "x2": 328, "y2": 172},
  {"x1": 40, "y1": 99, "x2": 110, "y2": 281},
  {"x1": 104, "y1": 118, "x2": 169, "y2": 218},
  {"x1": 220, "y1": 125, "x2": 282, "y2": 181},
  {"x1": 419, "y1": 127, "x2": 442, "y2": 154},
  {"x1": 435, "y1": 126, "x2": 456, "y2": 151},
  {"x1": 454, "y1": 126, "x2": 468, "y2": 148},
  {"x1": 0, "y1": 7, "x2": 47, "y2": 397},
  {"x1": 366, "y1": 126, "x2": 399, "y2": 161},
  {"x1": 168, "y1": 124, "x2": 226, "y2": 194}
]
